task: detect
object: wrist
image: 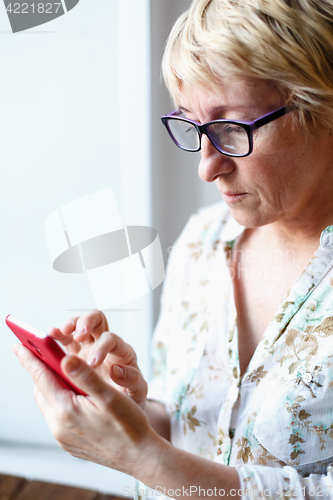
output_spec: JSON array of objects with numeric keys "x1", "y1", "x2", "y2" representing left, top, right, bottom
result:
[
  {"x1": 132, "y1": 427, "x2": 171, "y2": 482},
  {"x1": 144, "y1": 400, "x2": 171, "y2": 441}
]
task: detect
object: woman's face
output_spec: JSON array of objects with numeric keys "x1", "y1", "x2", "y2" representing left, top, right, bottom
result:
[{"x1": 177, "y1": 78, "x2": 333, "y2": 229}]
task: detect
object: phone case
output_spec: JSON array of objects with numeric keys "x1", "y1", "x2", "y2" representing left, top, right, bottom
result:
[{"x1": 6, "y1": 315, "x2": 87, "y2": 396}]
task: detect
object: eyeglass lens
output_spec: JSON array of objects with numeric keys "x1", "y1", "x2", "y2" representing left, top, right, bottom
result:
[
  {"x1": 167, "y1": 119, "x2": 250, "y2": 155},
  {"x1": 208, "y1": 122, "x2": 249, "y2": 155},
  {"x1": 167, "y1": 120, "x2": 200, "y2": 151}
]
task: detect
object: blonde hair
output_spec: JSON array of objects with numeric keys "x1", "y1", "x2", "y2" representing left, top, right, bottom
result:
[{"x1": 162, "y1": 0, "x2": 333, "y2": 129}]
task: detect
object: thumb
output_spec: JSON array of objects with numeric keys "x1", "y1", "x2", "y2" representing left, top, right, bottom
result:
[{"x1": 61, "y1": 355, "x2": 116, "y2": 404}]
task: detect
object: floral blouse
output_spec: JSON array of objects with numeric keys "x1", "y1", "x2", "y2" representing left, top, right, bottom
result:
[{"x1": 148, "y1": 202, "x2": 333, "y2": 499}]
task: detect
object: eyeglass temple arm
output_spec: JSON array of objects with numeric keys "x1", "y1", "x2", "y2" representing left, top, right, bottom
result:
[{"x1": 253, "y1": 106, "x2": 290, "y2": 130}]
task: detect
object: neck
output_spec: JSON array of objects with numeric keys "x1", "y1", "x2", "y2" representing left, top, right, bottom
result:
[{"x1": 257, "y1": 210, "x2": 333, "y2": 254}]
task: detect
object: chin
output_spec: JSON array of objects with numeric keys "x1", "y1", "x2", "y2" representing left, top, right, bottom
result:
[{"x1": 229, "y1": 206, "x2": 275, "y2": 229}]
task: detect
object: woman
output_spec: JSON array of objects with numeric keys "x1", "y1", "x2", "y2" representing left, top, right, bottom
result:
[{"x1": 14, "y1": 0, "x2": 333, "y2": 497}]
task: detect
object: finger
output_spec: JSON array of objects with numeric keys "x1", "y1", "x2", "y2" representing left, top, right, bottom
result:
[
  {"x1": 61, "y1": 355, "x2": 117, "y2": 408},
  {"x1": 73, "y1": 310, "x2": 109, "y2": 343},
  {"x1": 60, "y1": 317, "x2": 79, "y2": 335},
  {"x1": 48, "y1": 316, "x2": 79, "y2": 346},
  {"x1": 33, "y1": 384, "x2": 52, "y2": 418},
  {"x1": 86, "y1": 331, "x2": 137, "y2": 368},
  {"x1": 49, "y1": 321, "x2": 81, "y2": 355},
  {"x1": 49, "y1": 326, "x2": 77, "y2": 347},
  {"x1": 12, "y1": 344, "x2": 67, "y2": 404},
  {"x1": 32, "y1": 380, "x2": 77, "y2": 446},
  {"x1": 110, "y1": 364, "x2": 148, "y2": 406}
]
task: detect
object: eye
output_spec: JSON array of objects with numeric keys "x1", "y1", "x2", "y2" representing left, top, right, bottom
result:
[
  {"x1": 225, "y1": 124, "x2": 246, "y2": 134},
  {"x1": 184, "y1": 125, "x2": 194, "y2": 134}
]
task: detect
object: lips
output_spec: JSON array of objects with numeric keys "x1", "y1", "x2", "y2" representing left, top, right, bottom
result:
[
  {"x1": 223, "y1": 192, "x2": 247, "y2": 196},
  {"x1": 221, "y1": 191, "x2": 248, "y2": 203}
]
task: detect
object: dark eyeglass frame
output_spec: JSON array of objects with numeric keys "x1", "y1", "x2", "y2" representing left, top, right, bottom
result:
[{"x1": 161, "y1": 106, "x2": 291, "y2": 157}]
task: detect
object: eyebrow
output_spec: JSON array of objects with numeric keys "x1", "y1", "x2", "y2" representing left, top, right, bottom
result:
[
  {"x1": 179, "y1": 105, "x2": 226, "y2": 113},
  {"x1": 178, "y1": 104, "x2": 250, "y2": 114},
  {"x1": 178, "y1": 106, "x2": 191, "y2": 113}
]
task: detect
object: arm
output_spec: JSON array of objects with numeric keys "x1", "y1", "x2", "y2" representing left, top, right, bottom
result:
[
  {"x1": 13, "y1": 345, "x2": 333, "y2": 500},
  {"x1": 139, "y1": 440, "x2": 241, "y2": 500},
  {"x1": 145, "y1": 400, "x2": 170, "y2": 441},
  {"x1": 235, "y1": 464, "x2": 333, "y2": 500}
]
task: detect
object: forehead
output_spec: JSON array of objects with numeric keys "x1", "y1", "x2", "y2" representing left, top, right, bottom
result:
[{"x1": 176, "y1": 77, "x2": 283, "y2": 115}]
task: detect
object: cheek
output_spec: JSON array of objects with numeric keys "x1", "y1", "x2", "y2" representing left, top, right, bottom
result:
[
  {"x1": 241, "y1": 153, "x2": 298, "y2": 207},
  {"x1": 250, "y1": 127, "x2": 303, "y2": 184}
]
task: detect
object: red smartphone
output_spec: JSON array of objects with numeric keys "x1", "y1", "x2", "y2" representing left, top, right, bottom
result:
[{"x1": 6, "y1": 315, "x2": 87, "y2": 396}]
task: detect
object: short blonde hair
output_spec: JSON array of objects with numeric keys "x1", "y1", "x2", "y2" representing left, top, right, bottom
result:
[{"x1": 162, "y1": 0, "x2": 333, "y2": 129}]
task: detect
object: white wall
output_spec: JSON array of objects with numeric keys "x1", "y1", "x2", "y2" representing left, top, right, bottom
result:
[
  {"x1": 0, "y1": 0, "x2": 149, "y2": 494},
  {"x1": 0, "y1": 0, "x2": 123, "y2": 447}
]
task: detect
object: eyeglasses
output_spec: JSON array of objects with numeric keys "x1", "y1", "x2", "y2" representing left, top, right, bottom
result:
[{"x1": 161, "y1": 106, "x2": 291, "y2": 157}]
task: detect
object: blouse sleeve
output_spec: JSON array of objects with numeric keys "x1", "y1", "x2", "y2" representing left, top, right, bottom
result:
[{"x1": 236, "y1": 463, "x2": 333, "y2": 499}]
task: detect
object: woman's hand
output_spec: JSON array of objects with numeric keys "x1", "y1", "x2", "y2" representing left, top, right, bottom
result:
[
  {"x1": 49, "y1": 310, "x2": 148, "y2": 409},
  {"x1": 12, "y1": 344, "x2": 162, "y2": 477},
  {"x1": 12, "y1": 346, "x2": 239, "y2": 497}
]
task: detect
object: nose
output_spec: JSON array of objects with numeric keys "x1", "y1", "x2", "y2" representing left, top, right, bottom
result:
[{"x1": 198, "y1": 136, "x2": 235, "y2": 182}]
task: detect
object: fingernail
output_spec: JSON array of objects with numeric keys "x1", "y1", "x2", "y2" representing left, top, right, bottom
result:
[
  {"x1": 12, "y1": 345, "x2": 18, "y2": 356},
  {"x1": 66, "y1": 356, "x2": 81, "y2": 373},
  {"x1": 113, "y1": 365, "x2": 124, "y2": 378},
  {"x1": 87, "y1": 356, "x2": 97, "y2": 366}
]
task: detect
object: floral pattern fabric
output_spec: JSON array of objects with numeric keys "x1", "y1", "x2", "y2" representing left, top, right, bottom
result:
[{"x1": 148, "y1": 202, "x2": 333, "y2": 499}]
